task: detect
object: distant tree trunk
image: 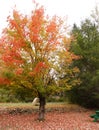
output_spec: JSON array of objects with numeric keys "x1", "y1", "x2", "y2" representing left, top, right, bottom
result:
[{"x1": 38, "y1": 94, "x2": 46, "y2": 121}]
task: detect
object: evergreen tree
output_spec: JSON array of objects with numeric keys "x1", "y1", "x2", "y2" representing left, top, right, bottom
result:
[{"x1": 69, "y1": 19, "x2": 99, "y2": 108}]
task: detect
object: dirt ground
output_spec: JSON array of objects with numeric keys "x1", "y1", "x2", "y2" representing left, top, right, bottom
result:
[{"x1": 0, "y1": 110, "x2": 99, "y2": 130}]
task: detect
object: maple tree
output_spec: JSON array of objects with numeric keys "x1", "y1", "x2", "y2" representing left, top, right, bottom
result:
[{"x1": 0, "y1": 2, "x2": 79, "y2": 120}]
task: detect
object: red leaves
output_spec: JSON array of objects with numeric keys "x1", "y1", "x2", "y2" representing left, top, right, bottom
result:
[
  {"x1": 2, "y1": 49, "x2": 23, "y2": 66},
  {"x1": 29, "y1": 62, "x2": 49, "y2": 77},
  {"x1": 29, "y1": 62, "x2": 49, "y2": 76},
  {"x1": 15, "y1": 68, "x2": 23, "y2": 75},
  {"x1": 29, "y1": 6, "x2": 44, "y2": 43},
  {"x1": 46, "y1": 18, "x2": 57, "y2": 33},
  {"x1": 7, "y1": 9, "x2": 28, "y2": 39},
  {"x1": 0, "y1": 110, "x2": 98, "y2": 130},
  {"x1": 9, "y1": 19, "x2": 18, "y2": 29},
  {"x1": 34, "y1": 6, "x2": 44, "y2": 18},
  {"x1": 34, "y1": 62, "x2": 48, "y2": 73},
  {"x1": 0, "y1": 77, "x2": 10, "y2": 85}
]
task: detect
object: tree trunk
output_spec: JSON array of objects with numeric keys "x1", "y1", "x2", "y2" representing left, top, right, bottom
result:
[{"x1": 38, "y1": 94, "x2": 46, "y2": 121}]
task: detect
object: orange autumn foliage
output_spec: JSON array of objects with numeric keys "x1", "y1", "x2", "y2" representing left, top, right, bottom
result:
[
  {"x1": 0, "y1": 1, "x2": 79, "y2": 91},
  {"x1": 0, "y1": 77, "x2": 10, "y2": 85},
  {"x1": 33, "y1": 62, "x2": 48, "y2": 74}
]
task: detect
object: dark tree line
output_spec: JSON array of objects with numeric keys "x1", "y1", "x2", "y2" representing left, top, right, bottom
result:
[{"x1": 67, "y1": 16, "x2": 99, "y2": 108}]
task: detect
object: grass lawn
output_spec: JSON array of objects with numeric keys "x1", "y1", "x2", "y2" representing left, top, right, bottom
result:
[
  {"x1": 0, "y1": 102, "x2": 84, "y2": 111},
  {"x1": 0, "y1": 102, "x2": 88, "y2": 115}
]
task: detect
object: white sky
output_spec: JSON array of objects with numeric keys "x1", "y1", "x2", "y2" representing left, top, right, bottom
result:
[{"x1": 0, "y1": 0, "x2": 99, "y2": 34}]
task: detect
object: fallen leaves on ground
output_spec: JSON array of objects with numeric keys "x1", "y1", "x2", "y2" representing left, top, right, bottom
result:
[{"x1": 0, "y1": 110, "x2": 99, "y2": 130}]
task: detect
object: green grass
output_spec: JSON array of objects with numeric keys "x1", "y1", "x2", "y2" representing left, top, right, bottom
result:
[
  {"x1": 0, "y1": 102, "x2": 88, "y2": 115},
  {"x1": 0, "y1": 102, "x2": 86, "y2": 111},
  {"x1": 0, "y1": 102, "x2": 33, "y2": 109},
  {"x1": 0, "y1": 102, "x2": 66, "y2": 109}
]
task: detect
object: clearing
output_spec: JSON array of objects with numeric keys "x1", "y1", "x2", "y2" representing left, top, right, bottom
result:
[{"x1": 0, "y1": 102, "x2": 98, "y2": 130}]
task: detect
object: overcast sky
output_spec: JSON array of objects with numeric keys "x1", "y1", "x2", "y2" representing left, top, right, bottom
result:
[{"x1": 0, "y1": 0, "x2": 99, "y2": 34}]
